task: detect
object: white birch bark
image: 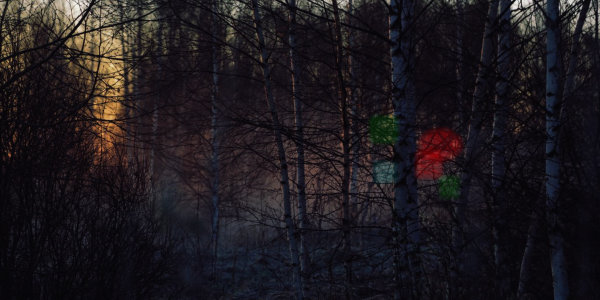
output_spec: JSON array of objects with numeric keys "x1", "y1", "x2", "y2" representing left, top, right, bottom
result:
[
  {"x1": 545, "y1": 0, "x2": 569, "y2": 299},
  {"x1": 390, "y1": 0, "x2": 420, "y2": 298},
  {"x1": 287, "y1": 0, "x2": 308, "y2": 286},
  {"x1": 449, "y1": 2, "x2": 465, "y2": 297},
  {"x1": 251, "y1": 1, "x2": 303, "y2": 298},
  {"x1": 348, "y1": 0, "x2": 361, "y2": 239},
  {"x1": 118, "y1": 1, "x2": 132, "y2": 165},
  {"x1": 209, "y1": 0, "x2": 221, "y2": 280},
  {"x1": 493, "y1": 0, "x2": 511, "y2": 294},
  {"x1": 518, "y1": 2, "x2": 590, "y2": 298},
  {"x1": 517, "y1": 209, "x2": 542, "y2": 298}
]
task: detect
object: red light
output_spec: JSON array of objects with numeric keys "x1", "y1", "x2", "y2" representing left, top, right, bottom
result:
[{"x1": 416, "y1": 128, "x2": 463, "y2": 180}]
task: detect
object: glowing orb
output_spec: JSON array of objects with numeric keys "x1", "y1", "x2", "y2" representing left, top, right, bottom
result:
[
  {"x1": 438, "y1": 175, "x2": 460, "y2": 199},
  {"x1": 416, "y1": 128, "x2": 463, "y2": 180},
  {"x1": 373, "y1": 160, "x2": 395, "y2": 184},
  {"x1": 369, "y1": 115, "x2": 397, "y2": 145}
]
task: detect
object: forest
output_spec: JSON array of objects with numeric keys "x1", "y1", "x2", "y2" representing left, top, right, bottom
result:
[{"x1": 0, "y1": 0, "x2": 599, "y2": 299}]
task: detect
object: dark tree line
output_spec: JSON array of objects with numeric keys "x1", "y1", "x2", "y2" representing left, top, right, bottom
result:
[{"x1": 1, "y1": 0, "x2": 599, "y2": 299}]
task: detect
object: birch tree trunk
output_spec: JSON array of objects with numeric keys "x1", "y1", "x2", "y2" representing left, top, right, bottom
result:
[
  {"x1": 449, "y1": 2, "x2": 465, "y2": 297},
  {"x1": 209, "y1": 0, "x2": 221, "y2": 280},
  {"x1": 455, "y1": 0, "x2": 465, "y2": 128},
  {"x1": 348, "y1": 0, "x2": 361, "y2": 245},
  {"x1": 518, "y1": 2, "x2": 590, "y2": 298},
  {"x1": 389, "y1": 0, "x2": 420, "y2": 298},
  {"x1": 453, "y1": 0, "x2": 498, "y2": 292},
  {"x1": 493, "y1": 0, "x2": 511, "y2": 296},
  {"x1": 517, "y1": 209, "x2": 542, "y2": 299},
  {"x1": 118, "y1": 1, "x2": 132, "y2": 165},
  {"x1": 545, "y1": 0, "x2": 569, "y2": 299},
  {"x1": 287, "y1": 0, "x2": 308, "y2": 287},
  {"x1": 149, "y1": 4, "x2": 163, "y2": 202},
  {"x1": 331, "y1": 1, "x2": 353, "y2": 297},
  {"x1": 134, "y1": 0, "x2": 143, "y2": 163},
  {"x1": 251, "y1": 1, "x2": 303, "y2": 298}
]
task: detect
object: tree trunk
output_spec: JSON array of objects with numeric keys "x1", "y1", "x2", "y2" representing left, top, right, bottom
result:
[
  {"x1": 517, "y1": 209, "x2": 542, "y2": 299},
  {"x1": 149, "y1": 3, "x2": 163, "y2": 202},
  {"x1": 288, "y1": 0, "x2": 308, "y2": 288},
  {"x1": 455, "y1": 0, "x2": 465, "y2": 129},
  {"x1": 348, "y1": 0, "x2": 361, "y2": 245},
  {"x1": 545, "y1": 0, "x2": 568, "y2": 299},
  {"x1": 331, "y1": 0, "x2": 353, "y2": 297},
  {"x1": 492, "y1": 0, "x2": 511, "y2": 297},
  {"x1": 134, "y1": 0, "x2": 143, "y2": 164},
  {"x1": 453, "y1": 0, "x2": 498, "y2": 293},
  {"x1": 389, "y1": 0, "x2": 420, "y2": 298},
  {"x1": 118, "y1": 1, "x2": 132, "y2": 165},
  {"x1": 251, "y1": 1, "x2": 303, "y2": 298},
  {"x1": 0, "y1": 1, "x2": 10, "y2": 56},
  {"x1": 517, "y1": 2, "x2": 590, "y2": 298},
  {"x1": 210, "y1": 0, "x2": 221, "y2": 281},
  {"x1": 560, "y1": 0, "x2": 591, "y2": 119}
]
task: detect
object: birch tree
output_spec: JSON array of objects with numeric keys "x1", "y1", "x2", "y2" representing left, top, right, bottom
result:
[
  {"x1": 545, "y1": 0, "x2": 568, "y2": 299},
  {"x1": 251, "y1": 0, "x2": 303, "y2": 298},
  {"x1": 389, "y1": 0, "x2": 420, "y2": 298},
  {"x1": 149, "y1": 1, "x2": 163, "y2": 201},
  {"x1": 544, "y1": 0, "x2": 591, "y2": 298},
  {"x1": 209, "y1": 0, "x2": 221, "y2": 280},
  {"x1": 517, "y1": 209, "x2": 542, "y2": 298},
  {"x1": 455, "y1": 0, "x2": 465, "y2": 126},
  {"x1": 134, "y1": 0, "x2": 144, "y2": 160},
  {"x1": 287, "y1": 0, "x2": 308, "y2": 286},
  {"x1": 519, "y1": 1, "x2": 590, "y2": 298},
  {"x1": 492, "y1": 0, "x2": 511, "y2": 295},
  {"x1": 347, "y1": 0, "x2": 361, "y2": 247},
  {"x1": 118, "y1": 1, "x2": 133, "y2": 165},
  {"x1": 453, "y1": 0, "x2": 498, "y2": 286},
  {"x1": 331, "y1": 0, "x2": 353, "y2": 296}
]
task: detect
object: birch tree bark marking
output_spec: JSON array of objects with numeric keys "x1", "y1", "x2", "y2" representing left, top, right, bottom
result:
[
  {"x1": 545, "y1": 0, "x2": 569, "y2": 299},
  {"x1": 493, "y1": 0, "x2": 511, "y2": 295},
  {"x1": 390, "y1": 0, "x2": 420, "y2": 298}
]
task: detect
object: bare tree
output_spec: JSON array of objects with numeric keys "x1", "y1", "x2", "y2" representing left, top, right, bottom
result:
[
  {"x1": 209, "y1": 0, "x2": 221, "y2": 280},
  {"x1": 251, "y1": 0, "x2": 303, "y2": 298},
  {"x1": 492, "y1": 0, "x2": 511, "y2": 296},
  {"x1": 545, "y1": 0, "x2": 568, "y2": 298},
  {"x1": 389, "y1": 0, "x2": 420, "y2": 298},
  {"x1": 453, "y1": 0, "x2": 498, "y2": 292},
  {"x1": 330, "y1": 0, "x2": 353, "y2": 296},
  {"x1": 287, "y1": 0, "x2": 308, "y2": 286}
]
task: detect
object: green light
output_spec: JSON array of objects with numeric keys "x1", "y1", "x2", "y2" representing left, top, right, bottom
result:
[
  {"x1": 438, "y1": 175, "x2": 460, "y2": 200},
  {"x1": 369, "y1": 115, "x2": 398, "y2": 145}
]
